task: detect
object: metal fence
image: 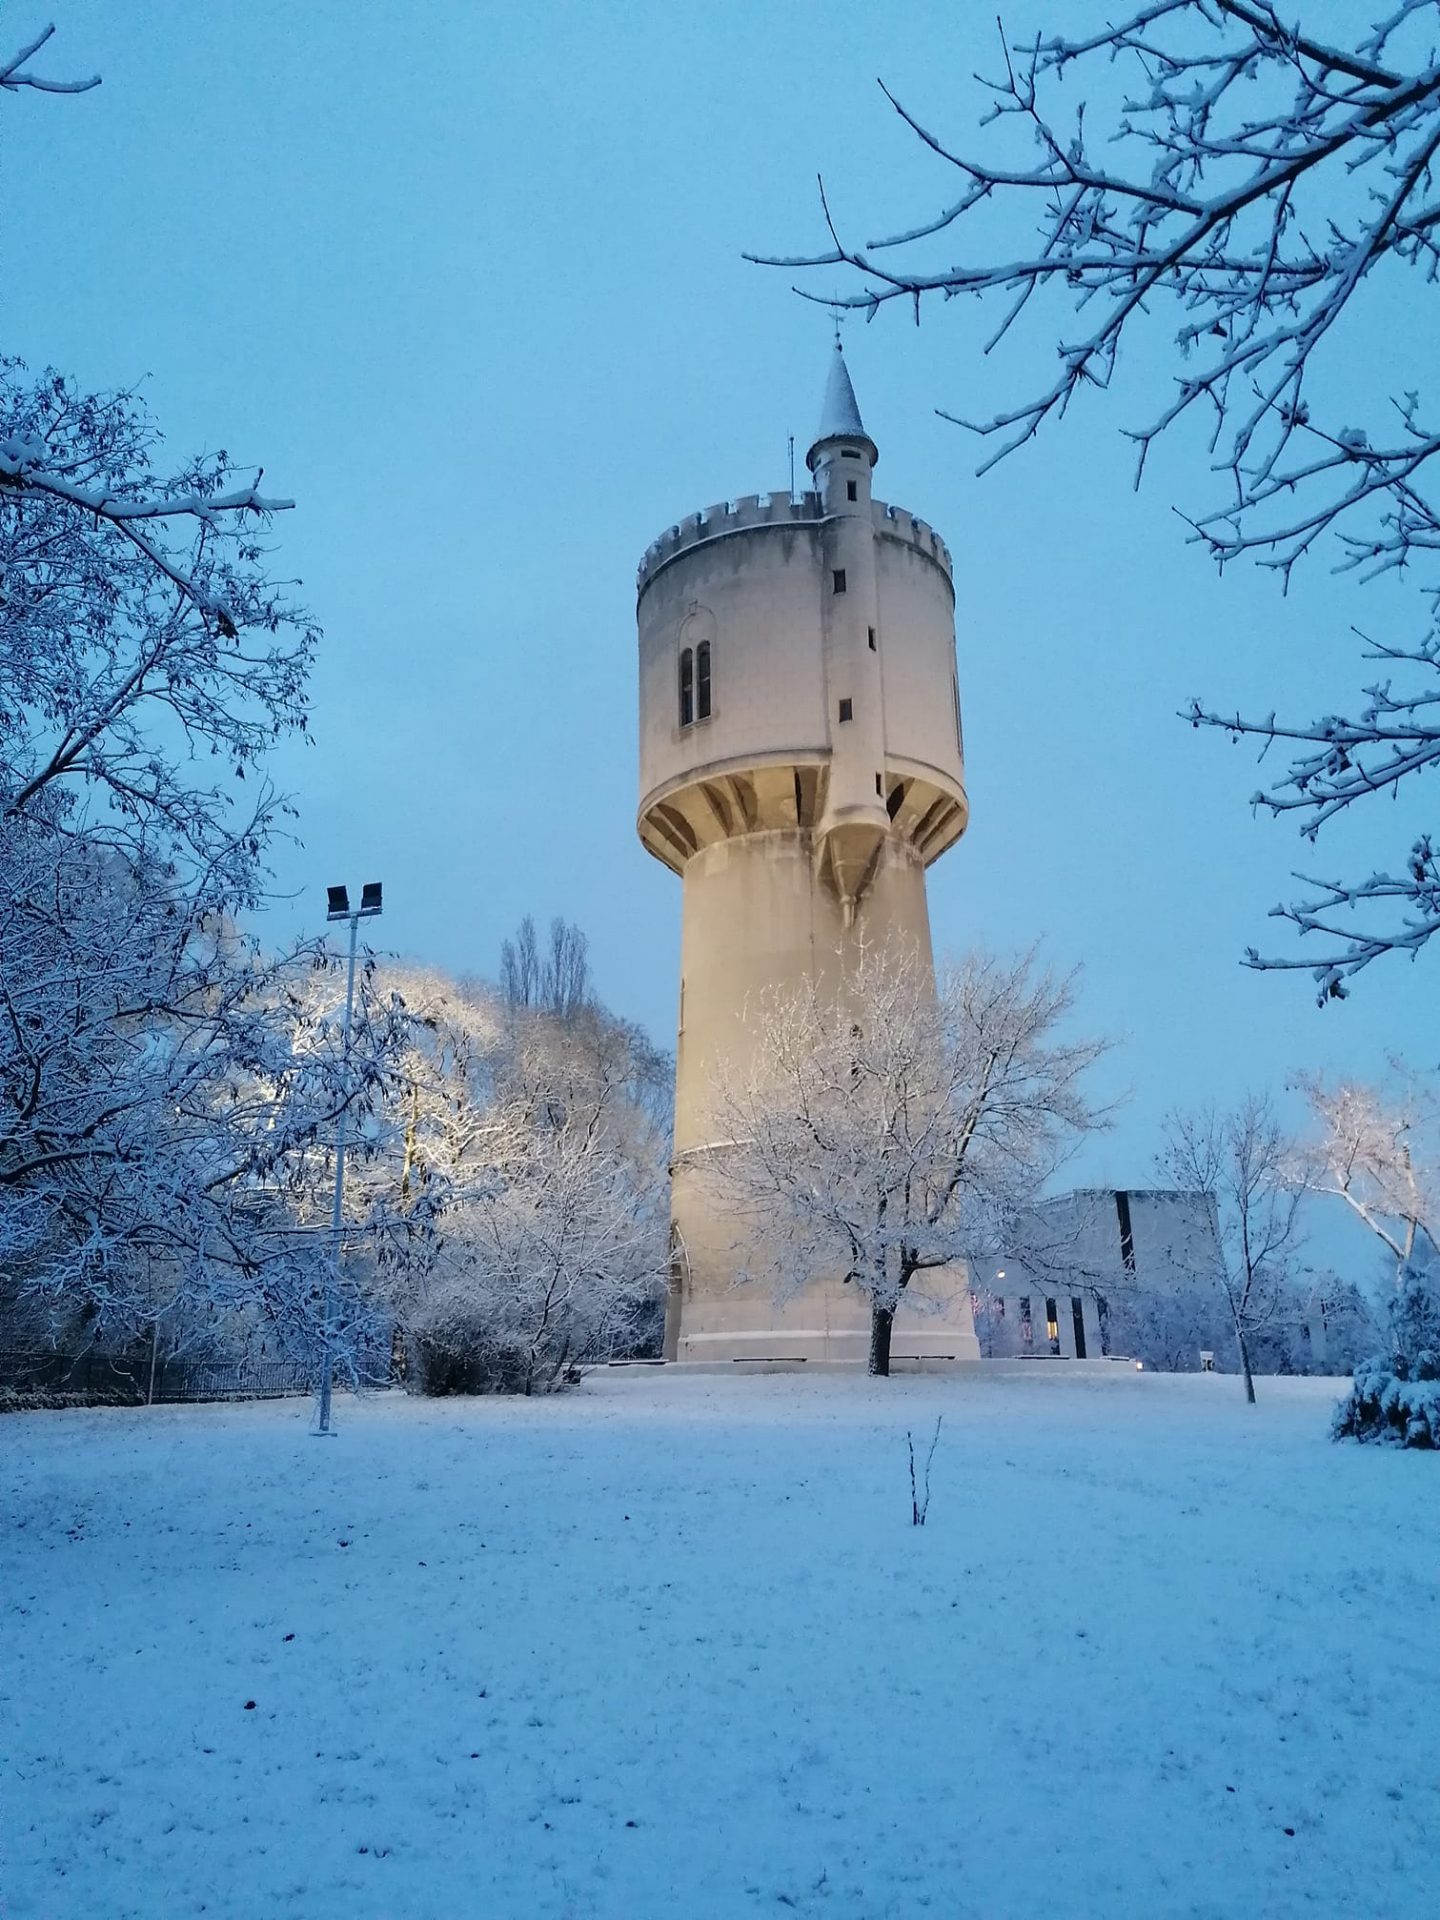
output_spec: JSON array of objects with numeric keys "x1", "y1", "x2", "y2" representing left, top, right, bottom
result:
[{"x1": 0, "y1": 1348, "x2": 330, "y2": 1405}]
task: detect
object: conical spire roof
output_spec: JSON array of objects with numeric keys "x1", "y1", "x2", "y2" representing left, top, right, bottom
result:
[{"x1": 807, "y1": 343, "x2": 878, "y2": 470}]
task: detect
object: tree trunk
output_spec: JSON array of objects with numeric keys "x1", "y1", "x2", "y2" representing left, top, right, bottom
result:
[
  {"x1": 869, "y1": 1303, "x2": 894, "y2": 1377},
  {"x1": 1236, "y1": 1328, "x2": 1256, "y2": 1404}
]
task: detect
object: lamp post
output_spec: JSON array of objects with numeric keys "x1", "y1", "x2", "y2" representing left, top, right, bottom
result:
[{"x1": 315, "y1": 880, "x2": 383, "y2": 1436}]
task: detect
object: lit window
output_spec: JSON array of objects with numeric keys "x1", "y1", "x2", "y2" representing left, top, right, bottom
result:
[
  {"x1": 678, "y1": 648, "x2": 694, "y2": 727},
  {"x1": 838, "y1": 698, "x2": 853, "y2": 723},
  {"x1": 832, "y1": 569, "x2": 847, "y2": 594},
  {"x1": 696, "y1": 640, "x2": 712, "y2": 720},
  {"x1": 1046, "y1": 1299, "x2": 1060, "y2": 1349}
]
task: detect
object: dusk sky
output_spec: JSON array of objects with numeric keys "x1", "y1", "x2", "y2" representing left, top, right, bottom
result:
[{"x1": 7, "y1": 2, "x2": 1432, "y2": 1261}]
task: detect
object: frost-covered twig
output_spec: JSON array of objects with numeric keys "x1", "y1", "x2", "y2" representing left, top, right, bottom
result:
[
  {"x1": 908, "y1": 1415, "x2": 943, "y2": 1525},
  {"x1": 754, "y1": 2, "x2": 1440, "y2": 987}
]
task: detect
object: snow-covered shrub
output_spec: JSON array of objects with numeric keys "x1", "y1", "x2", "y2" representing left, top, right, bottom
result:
[{"x1": 1333, "y1": 1268, "x2": 1440, "y2": 1449}]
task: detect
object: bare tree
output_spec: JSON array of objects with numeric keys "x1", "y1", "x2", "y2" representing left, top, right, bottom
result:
[
  {"x1": 499, "y1": 914, "x2": 591, "y2": 1018},
  {"x1": 755, "y1": 3, "x2": 1440, "y2": 996},
  {"x1": 374, "y1": 966, "x2": 668, "y2": 1392},
  {"x1": 0, "y1": 26, "x2": 411, "y2": 1355},
  {"x1": 542, "y1": 916, "x2": 591, "y2": 1020},
  {"x1": 1299, "y1": 1072, "x2": 1438, "y2": 1280},
  {"x1": 1303, "y1": 1071, "x2": 1440, "y2": 1443},
  {"x1": 1158, "y1": 1098, "x2": 1304, "y2": 1400},
  {"x1": 702, "y1": 943, "x2": 1108, "y2": 1376},
  {"x1": 0, "y1": 824, "x2": 415, "y2": 1353},
  {"x1": 499, "y1": 914, "x2": 542, "y2": 1010}
]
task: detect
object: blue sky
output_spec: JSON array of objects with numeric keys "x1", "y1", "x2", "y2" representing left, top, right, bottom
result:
[{"x1": 6, "y1": 2, "x2": 1433, "y2": 1272}]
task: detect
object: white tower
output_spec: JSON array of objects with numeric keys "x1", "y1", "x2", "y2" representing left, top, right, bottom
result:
[{"x1": 636, "y1": 349, "x2": 979, "y2": 1363}]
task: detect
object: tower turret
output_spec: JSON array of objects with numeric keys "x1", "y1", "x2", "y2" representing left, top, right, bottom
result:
[
  {"x1": 636, "y1": 350, "x2": 975, "y2": 1364},
  {"x1": 807, "y1": 346, "x2": 888, "y2": 921}
]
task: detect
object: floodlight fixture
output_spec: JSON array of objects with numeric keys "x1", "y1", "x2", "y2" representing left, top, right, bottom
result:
[
  {"x1": 358, "y1": 881, "x2": 383, "y2": 917},
  {"x1": 326, "y1": 884, "x2": 350, "y2": 921}
]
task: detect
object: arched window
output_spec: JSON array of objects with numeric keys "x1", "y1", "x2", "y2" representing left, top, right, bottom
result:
[
  {"x1": 678, "y1": 647, "x2": 694, "y2": 727},
  {"x1": 696, "y1": 641, "x2": 712, "y2": 720}
]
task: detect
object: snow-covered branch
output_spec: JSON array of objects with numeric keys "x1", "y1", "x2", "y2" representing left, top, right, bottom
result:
[{"x1": 756, "y1": 2, "x2": 1440, "y2": 986}]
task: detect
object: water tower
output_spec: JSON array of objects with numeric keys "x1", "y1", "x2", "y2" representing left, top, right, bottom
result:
[{"x1": 636, "y1": 348, "x2": 979, "y2": 1363}]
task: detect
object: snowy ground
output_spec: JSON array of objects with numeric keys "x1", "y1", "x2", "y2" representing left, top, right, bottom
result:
[{"x1": 4, "y1": 1368, "x2": 1436, "y2": 1920}]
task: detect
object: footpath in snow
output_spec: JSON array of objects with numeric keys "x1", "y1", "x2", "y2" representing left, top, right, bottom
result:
[{"x1": 4, "y1": 1366, "x2": 1436, "y2": 1919}]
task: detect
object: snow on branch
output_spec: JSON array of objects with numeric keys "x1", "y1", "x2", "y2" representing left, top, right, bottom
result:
[{"x1": 753, "y1": 1, "x2": 1440, "y2": 988}]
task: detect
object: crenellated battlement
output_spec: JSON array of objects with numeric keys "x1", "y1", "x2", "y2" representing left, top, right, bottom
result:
[
  {"x1": 872, "y1": 501, "x2": 953, "y2": 579},
  {"x1": 636, "y1": 491, "x2": 953, "y2": 595}
]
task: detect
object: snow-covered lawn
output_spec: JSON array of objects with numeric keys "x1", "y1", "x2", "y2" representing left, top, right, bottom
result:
[{"x1": 4, "y1": 1368, "x2": 1435, "y2": 1919}]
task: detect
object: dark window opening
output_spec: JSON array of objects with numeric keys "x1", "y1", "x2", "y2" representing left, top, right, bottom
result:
[
  {"x1": 678, "y1": 647, "x2": 694, "y2": 728},
  {"x1": 841, "y1": 449, "x2": 861, "y2": 460},
  {"x1": 1071, "y1": 1297, "x2": 1087, "y2": 1360},
  {"x1": 868, "y1": 626, "x2": 877, "y2": 650},
  {"x1": 837, "y1": 698, "x2": 853, "y2": 723},
  {"x1": 1020, "y1": 1296, "x2": 1032, "y2": 1347},
  {"x1": 696, "y1": 640, "x2": 712, "y2": 720},
  {"x1": 846, "y1": 479, "x2": 858, "y2": 502},
  {"x1": 832, "y1": 569, "x2": 847, "y2": 594},
  {"x1": 1115, "y1": 1191, "x2": 1137, "y2": 1275},
  {"x1": 995, "y1": 1296, "x2": 1005, "y2": 1319},
  {"x1": 886, "y1": 781, "x2": 905, "y2": 821},
  {"x1": 875, "y1": 772, "x2": 883, "y2": 796}
]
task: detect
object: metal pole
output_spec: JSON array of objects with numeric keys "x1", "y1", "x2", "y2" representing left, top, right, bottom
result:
[
  {"x1": 316, "y1": 909, "x2": 360, "y2": 1435},
  {"x1": 146, "y1": 1250, "x2": 159, "y2": 1405}
]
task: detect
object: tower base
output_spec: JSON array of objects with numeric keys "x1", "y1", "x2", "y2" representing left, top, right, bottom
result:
[{"x1": 669, "y1": 1275, "x2": 980, "y2": 1366}]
